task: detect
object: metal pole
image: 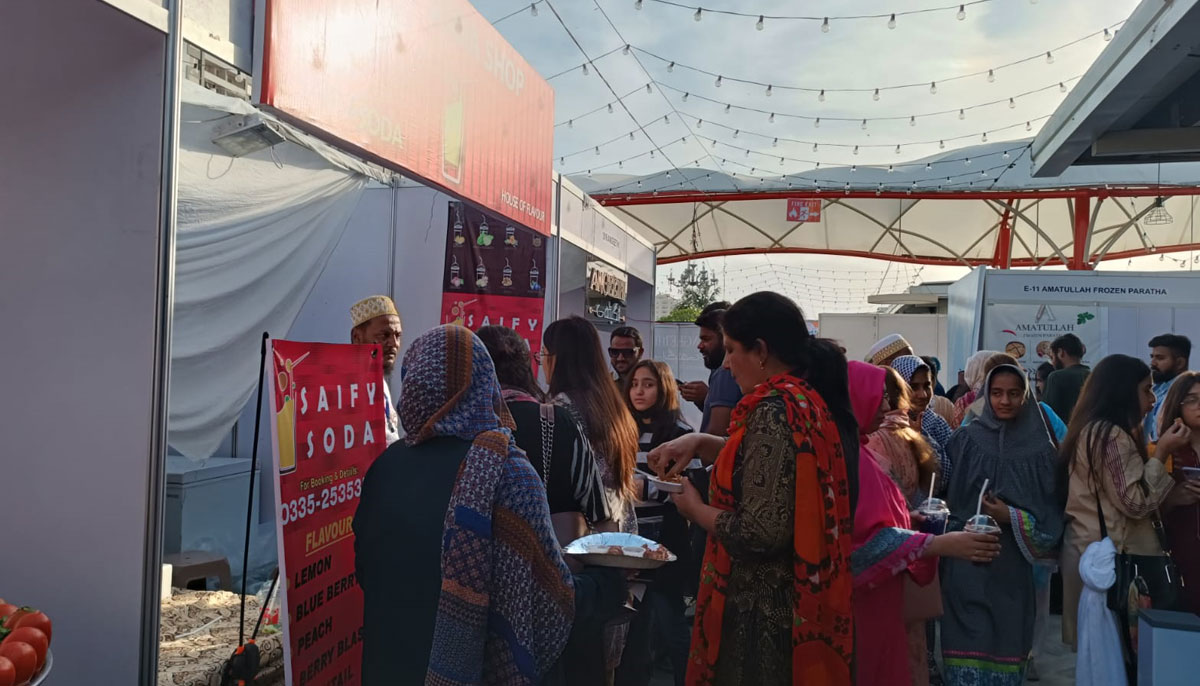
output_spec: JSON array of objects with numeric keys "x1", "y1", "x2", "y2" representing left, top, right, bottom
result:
[
  {"x1": 388, "y1": 185, "x2": 398, "y2": 298},
  {"x1": 141, "y1": 0, "x2": 183, "y2": 682}
]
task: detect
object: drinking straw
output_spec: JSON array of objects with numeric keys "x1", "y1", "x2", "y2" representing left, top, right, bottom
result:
[
  {"x1": 927, "y1": 473, "x2": 937, "y2": 504},
  {"x1": 975, "y1": 478, "x2": 990, "y2": 519}
]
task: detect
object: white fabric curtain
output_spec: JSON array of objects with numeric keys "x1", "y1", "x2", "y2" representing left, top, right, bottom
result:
[{"x1": 167, "y1": 86, "x2": 369, "y2": 458}]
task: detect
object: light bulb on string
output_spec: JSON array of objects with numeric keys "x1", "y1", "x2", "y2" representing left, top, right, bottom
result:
[
  {"x1": 622, "y1": 44, "x2": 630, "y2": 56},
  {"x1": 957, "y1": 5, "x2": 966, "y2": 20},
  {"x1": 733, "y1": 129, "x2": 739, "y2": 138},
  {"x1": 814, "y1": 117, "x2": 821, "y2": 128},
  {"x1": 986, "y1": 69, "x2": 996, "y2": 83},
  {"x1": 646, "y1": 83, "x2": 652, "y2": 94},
  {"x1": 724, "y1": 103, "x2": 731, "y2": 114},
  {"x1": 667, "y1": 61, "x2": 675, "y2": 72},
  {"x1": 873, "y1": 88, "x2": 880, "y2": 101},
  {"x1": 693, "y1": 8, "x2": 702, "y2": 22},
  {"x1": 930, "y1": 82, "x2": 938, "y2": 95},
  {"x1": 765, "y1": 84, "x2": 773, "y2": 97},
  {"x1": 756, "y1": 15, "x2": 764, "y2": 31},
  {"x1": 895, "y1": 145, "x2": 901, "y2": 154},
  {"x1": 696, "y1": 118, "x2": 703, "y2": 128},
  {"x1": 530, "y1": 3, "x2": 538, "y2": 17},
  {"x1": 925, "y1": 163, "x2": 932, "y2": 171},
  {"x1": 779, "y1": 157, "x2": 785, "y2": 166},
  {"x1": 812, "y1": 143, "x2": 818, "y2": 152},
  {"x1": 851, "y1": 165, "x2": 857, "y2": 172},
  {"x1": 714, "y1": 75, "x2": 722, "y2": 87},
  {"x1": 1046, "y1": 51, "x2": 1054, "y2": 64},
  {"x1": 1103, "y1": 28, "x2": 1112, "y2": 41},
  {"x1": 634, "y1": 0, "x2": 642, "y2": 9},
  {"x1": 958, "y1": 109, "x2": 965, "y2": 120},
  {"x1": 745, "y1": 149, "x2": 750, "y2": 157},
  {"x1": 768, "y1": 113, "x2": 775, "y2": 123},
  {"x1": 888, "y1": 14, "x2": 896, "y2": 29},
  {"x1": 663, "y1": 114, "x2": 670, "y2": 124},
  {"x1": 581, "y1": 63, "x2": 589, "y2": 76},
  {"x1": 822, "y1": 17, "x2": 830, "y2": 33},
  {"x1": 876, "y1": 183, "x2": 883, "y2": 196},
  {"x1": 888, "y1": 164, "x2": 894, "y2": 173},
  {"x1": 567, "y1": 119, "x2": 574, "y2": 129},
  {"x1": 607, "y1": 103, "x2": 614, "y2": 114},
  {"x1": 964, "y1": 157, "x2": 971, "y2": 165},
  {"x1": 853, "y1": 146, "x2": 859, "y2": 155},
  {"x1": 1059, "y1": 82, "x2": 1067, "y2": 93},
  {"x1": 980, "y1": 170, "x2": 987, "y2": 178},
  {"x1": 772, "y1": 137, "x2": 779, "y2": 147},
  {"x1": 649, "y1": 150, "x2": 655, "y2": 158},
  {"x1": 682, "y1": 92, "x2": 689, "y2": 102},
  {"x1": 861, "y1": 119, "x2": 868, "y2": 130},
  {"x1": 629, "y1": 132, "x2": 636, "y2": 141},
  {"x1": 910, "y1": 116, "x2": 916, "y2": 126},
  {"x1": 982, "y1": 132, "x2": 988, "y2": 142},
  {"x1": 939, "y1": 140, "x2": 945, "y2": 149},
  {"x1": 1003, "y1": 150, "x2": 1010, "y2": 159},
  {"x1": 1026, "y1": 121, "x2": 1033, "y2": 131},
  {"x1": 594, "y1": 146, "x2": 600, "y2": 156}
]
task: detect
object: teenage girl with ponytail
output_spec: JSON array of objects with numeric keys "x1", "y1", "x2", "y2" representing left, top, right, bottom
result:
[{"x1": 648, "y1": 291, "x2": 858, "y2": 686}]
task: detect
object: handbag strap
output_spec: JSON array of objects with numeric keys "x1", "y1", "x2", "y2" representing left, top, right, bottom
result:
[{"x1": 538, "y1": 403, "x2": 555, "y2": 487}]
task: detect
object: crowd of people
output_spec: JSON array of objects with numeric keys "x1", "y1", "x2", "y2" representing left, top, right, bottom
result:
[{"x1": 346, "y1": 292, "x2": 1200, "y2": 686}]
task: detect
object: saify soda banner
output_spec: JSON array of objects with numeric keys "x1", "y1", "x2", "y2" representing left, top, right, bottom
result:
[
  {"x1": 269, "y1": 340, "x2": 387, "y2": 686},
  {"x1": 258, "y1": 0, "x2": 554, "y2": 234},
  {"x1": 441, "y1": 201, "x2": 547, "y2": 357}
]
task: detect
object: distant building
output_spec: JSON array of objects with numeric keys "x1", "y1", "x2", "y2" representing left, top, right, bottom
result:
[{"x1": 655, "y1": 293, "x2": 681, "y2": 320}]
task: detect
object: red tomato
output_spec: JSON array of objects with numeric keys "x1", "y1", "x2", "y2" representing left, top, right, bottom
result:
[
  {"x1": 1, "y1": 629, "x2": 46, "y2": 671},
  {"x1": 0, "y1": 656, "x2": 14, "y2": 686},
  {"x1": 0, "y1": 609, "x2": 33, "y2": 632},
  {"x1": 0, "y1": 609, "x2": 15, "y2": 627},
  {"x1": 8, "y1": 614, "x2": 50, "y2": 644},
  {"x1": 0, "y1": 643, "x2": 33, "y2": 685}
]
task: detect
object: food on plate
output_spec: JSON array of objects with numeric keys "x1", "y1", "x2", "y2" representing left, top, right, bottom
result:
[
  {"x1": 1036, "y1": 340, "x2": 1052, "y2": 359},
  {"x1": 0, "y1": 657, "x2": 15, "y2": 686},
  {"x1": 4, "y1": 612, "x2": 50, "y2": 643},
  {"x1": 642, "y1": 544, "x2": 671, "y2": 561},
  {"x1": 0, "y1": 643, "x2": 34, "y2": 686},
  {"x1": 0, "y1": 607, "x2": 15, "y2": 626},
  {"x1": 1, "y1": 628, "x2": 47, "y2": 672},
  {"x1": 607, "y1": 546, "x2": 625, "y2": 556},
  {"x1": 1005, "y1": 341, "x2": 1026, "y2": 359}
]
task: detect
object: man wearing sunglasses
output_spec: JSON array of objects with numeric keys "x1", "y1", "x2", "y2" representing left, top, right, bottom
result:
[{"x1": 608, "y1": 326, "x2": 644, "y2": 385}]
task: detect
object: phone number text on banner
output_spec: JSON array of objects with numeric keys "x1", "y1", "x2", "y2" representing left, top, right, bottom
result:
[{"x1": 269, "y1": 340, "x2": 387, "y2": 686}]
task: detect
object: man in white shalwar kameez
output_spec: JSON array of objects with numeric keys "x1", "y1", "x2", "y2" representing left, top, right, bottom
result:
[{"x1": 350, "y1": 295, "x2": 403, "y2": 446}]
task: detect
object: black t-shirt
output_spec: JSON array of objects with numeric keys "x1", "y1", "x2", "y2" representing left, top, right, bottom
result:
[{"x1": 505, "y1": 397, "x2": 611, "y2": 525}]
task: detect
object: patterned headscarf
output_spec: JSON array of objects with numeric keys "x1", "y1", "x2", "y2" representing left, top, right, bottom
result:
[
  {"x1": 890, "y1": 355, "x2": 929, "y2": 385},
  {"x1": 964, "y1": 350, "x2": 998, "y2": 393},
  {"x1": 400, "y1": 325, "x2": 574, "y2": 685}
]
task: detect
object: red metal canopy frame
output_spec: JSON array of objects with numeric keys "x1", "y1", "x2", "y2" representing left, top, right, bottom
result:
[{"x1": 591, "y1": 186, "x2": 1200, "y2": 270}]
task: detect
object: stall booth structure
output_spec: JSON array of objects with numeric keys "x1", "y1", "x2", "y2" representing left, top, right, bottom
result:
[
  {"x1": 947, "y1": 267, "x2": 1200, "y2": 377},
  {"x1": 556, "y1": 176, "x2": 658, "y2": 344}
]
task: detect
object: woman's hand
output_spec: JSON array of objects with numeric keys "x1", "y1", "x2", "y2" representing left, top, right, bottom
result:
[
  {"x1": 670, "y1": 478, "x2": 704, "y2": 519},
  {"x1": 981, "y1": 494, "x2": 1012, "y2": 525},
  {"x1": 648, "y1": 433, "x2": 724, "y2": 477},
  {"x1": 1166, "y1": 479, "x2": 1200, "y2": 509},
  {"x1": 928, "y1": 531, "x2": 1002, "y2": 563},
  {"x1": 1156, "y1": 419, "x2": 1193, "y2": 460}
]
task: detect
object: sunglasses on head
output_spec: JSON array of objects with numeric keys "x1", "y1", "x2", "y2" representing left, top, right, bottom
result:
[{"x1": 608, "y1": 347, "x2": 640, "y2": 358}]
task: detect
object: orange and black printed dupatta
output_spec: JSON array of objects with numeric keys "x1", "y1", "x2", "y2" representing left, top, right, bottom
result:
[{"x1": 687, "y1": 373, "x2": 854, "y2": 686}]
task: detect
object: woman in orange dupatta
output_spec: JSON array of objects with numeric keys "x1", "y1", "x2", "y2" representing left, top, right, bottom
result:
[{"x1": 648, "y1": 292, "x2": 858, "y2": 686}]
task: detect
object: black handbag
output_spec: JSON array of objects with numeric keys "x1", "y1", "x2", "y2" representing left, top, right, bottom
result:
[{"x1": 1096, "y1": 493, "x2": 1184, "y2": 615}]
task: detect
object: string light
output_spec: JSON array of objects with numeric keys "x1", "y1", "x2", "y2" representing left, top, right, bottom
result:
[
  {"x1": 724, "y1": 103, "x2": 731, "y2": 113},
  {"x1": 853, "y1": 146, "x2": 860, "y2": 155},
  {"x1": 634, "y1": 0, "x2": 642, "y2": 9},
  {"x1": 530, "y1": 3, "x2": 538, "y2": 17},
  {"x1": 715, "y1": 75, "x2": 723, "y2": 87},
  {"x1": 756, "y1": 15, "x2": 764, "y2": 31},
  {"x1": 646, "y1": 82, "x2": 652, "y2": 94},
  {"x1": 773, "y1": 137, "x2": 779, "y2": 146},
  {"x1": 957, "y1": 5, "x2": 966, "y2": 20},
  {"x1": 768, "y1": 112, "x2": 776, "y2": 123},
  {"x1": 693, "y1": 8, "x2": 702, "y2": 22},
  {"x1": 667, "y1": 61, "x2": 675, "y2": 72},
  {"x1": 1103, "y1": 28, "x2": 1112, "y2": 41},
  {"x1": 1008, "y1": 97, "x2": 1015, "y2": 109},
  {"x1": 987, "y1": 69, "x2": 995, "y2": 82},
  {"x1": 981, "y1": 132, "x2": 988, "y2": 142},
  {"x1": 888, "y1": 14, "x2": 897, "y2": 29},
  {"x1": 568, "y1": 119, "x2": 574, "y2": 129},
  {"x1": 1026, "y1": 121, "x2": 1032, "y2": 131},
  {"x1": 1045, "y1": 51, "x2": 1054, "y2": 64},
  {"x1": 607, "y1": 103, "x2": 614, "y2": 114},
  {"x1": 930, "y1": 82, "x2": 938, "y2": 95},
  {"x1": 873, "y1": 88, "x2": 881, "y2": 101},
  {"x1": 814, "y1": 118, "x2": 821, "y2": 128},
  {"x1": 925, "y1": 163, "x2": 932, "y2": 171},
  {"x1": 910, "y1": 116, "x2": 916, "y2": 126},
  {"x1": 765, "y1": 84, "x2": 773, "y2": 97},
  {"x1": 895, "y1": 145, "x2": 901, "y2": 154},
  {"x1": 959, "y1": 109, "x2": 965, "y2": 120},
  {"x1": 819, "y1": 89, "x2": 826, "y2": 102},
  {"x1": 622, "y1": 44, "x2": 630, "y2": 55},
  {"x1": 861, "y1": 119, "x2": 868, "y2": 130},
  {"x1": 696, "y1": 118, "x2": 703, "y2": 127},
  {"x1": 1059, "y1": 82, "x2": 1067, "y2": 93},
  {"x1": 682, "y1": 92, "x2": 689, "y2": 102},
  {"x1": 822, "y1": 17, "x2": 830, "y2": 33},
  {"x1": 581, "y1": 63, "x2": 589, "y2": 76}
]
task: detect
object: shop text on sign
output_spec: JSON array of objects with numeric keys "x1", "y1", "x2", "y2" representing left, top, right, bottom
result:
[
  {"x1": 258, "y1": 0, "x2": 554, "y2": 234},
  {"x1": 269, "y1": 340, "x2": 387, "y2": 686},
  {"x1": 786, "y1": 198, "x2": 822, "y2": 223},
  {"x1": 1022, "y1": 284, "x2": 1169, "y2": 296}
]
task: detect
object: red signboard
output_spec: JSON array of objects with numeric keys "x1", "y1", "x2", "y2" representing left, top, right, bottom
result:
[
  {"x1": 259, "y1": 0, "x2": 555, "y2": 234},
  {"x1": 440, "y1": 201, "x2": 548, "y2": 363},
  {"x1": 268, "y1": 340, "x2": 387, "y2": 686},
  {"x1": 786, "y1": 198, "x2": 823, "y2": 223}
]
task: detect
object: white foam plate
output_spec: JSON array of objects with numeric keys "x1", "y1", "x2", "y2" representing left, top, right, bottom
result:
[{"x1": 564, "y1": 532, "x2": 677, "y2": 569}]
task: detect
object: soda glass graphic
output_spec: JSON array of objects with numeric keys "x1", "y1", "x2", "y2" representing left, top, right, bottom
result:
[
  {"x1": 273, "y1": 351, "x2": 307, "y2": 474},
  {"x1": 442, "y1": 94, "x2": 465, "y2": 185}
]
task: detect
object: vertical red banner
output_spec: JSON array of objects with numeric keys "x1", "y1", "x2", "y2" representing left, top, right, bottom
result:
[
  {"x1": 441, "y1": 201, "x2": 547, "y2": 359},
  {"x1": 269, "y1": 340, "x2": 387, "y2": 686}
]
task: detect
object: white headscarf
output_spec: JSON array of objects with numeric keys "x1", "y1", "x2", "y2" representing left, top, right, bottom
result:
[{"x1": 964, "y1": 350, "x2": 998, "y2": 392}]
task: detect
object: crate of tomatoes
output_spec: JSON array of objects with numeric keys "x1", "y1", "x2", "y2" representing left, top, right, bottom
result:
[{"x1": 0, "y1": 601, "x2": 51, "y2": 686}]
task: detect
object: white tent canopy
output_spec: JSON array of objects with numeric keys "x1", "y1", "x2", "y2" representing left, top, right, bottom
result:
[{"x1": 569, "y1": 139, "x2": 1200, "y2": 267}]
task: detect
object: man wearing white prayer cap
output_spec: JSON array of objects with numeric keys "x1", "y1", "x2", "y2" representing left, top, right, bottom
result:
[
  {"x1": 350, "y1": 295, "x2": 403, "y2": 445},
  {"x1": 865, "y1": 333, "x2": 915, "y2": 367}
]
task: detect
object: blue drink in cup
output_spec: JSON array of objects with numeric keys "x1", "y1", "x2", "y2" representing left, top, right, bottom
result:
[{"x1": 917, "y1": 498, "x2": 949, "y2": 535}]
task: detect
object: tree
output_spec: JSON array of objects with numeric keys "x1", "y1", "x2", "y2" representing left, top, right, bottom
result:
[
  {"x1": 667, "y1": 263, "x2": 721, "y2": 310},
  {"x1": 658, "y1": 304, "x2": 702, "y2": 323}
]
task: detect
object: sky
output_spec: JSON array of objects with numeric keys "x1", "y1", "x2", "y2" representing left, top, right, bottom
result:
[{"x1": 471, "y1": 0, "x2": 1198, "y2": 315}]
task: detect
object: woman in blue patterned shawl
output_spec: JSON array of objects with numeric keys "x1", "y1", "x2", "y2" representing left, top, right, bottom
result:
[
  {"x1": 353, "y1": 325, "x2": 574, "y2": 685},
  {"x1": 891, "y1": 355, "x2": 956, "y2": 493},
  {"x1": 939, "y1": 365, "x2": 1063, "y2": 685}
]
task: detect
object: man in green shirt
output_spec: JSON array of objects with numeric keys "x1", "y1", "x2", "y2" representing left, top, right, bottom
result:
[{"x1": 1042, "y1": 333, "x2": 1090, "y2": 423}]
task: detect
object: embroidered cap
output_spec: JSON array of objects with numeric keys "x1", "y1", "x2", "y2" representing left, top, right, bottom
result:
[
  {"x1": 350, "y1": 295, "x2": 399, "y2": 328},
  {"x1": 865, "y1": 334, "x2": 913, "y2": 366}
]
